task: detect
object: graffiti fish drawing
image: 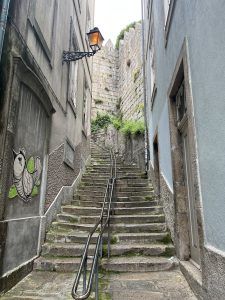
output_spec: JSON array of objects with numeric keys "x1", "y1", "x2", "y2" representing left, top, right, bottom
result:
[{"x1": 8, "y1": 148, "x2": 42, "y2": 202}]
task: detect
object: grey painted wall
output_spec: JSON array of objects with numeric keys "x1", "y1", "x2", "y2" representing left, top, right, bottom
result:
[
  {"x1": 158, "y1": 103, "x2": 173, "y2": 190},
  {"x1": 144, "y1": 0, "x2": 225, "y2": 251}
]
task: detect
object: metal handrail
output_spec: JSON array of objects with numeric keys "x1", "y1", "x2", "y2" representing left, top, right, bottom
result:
[{"x1": 72, "y1": 145, "x2": 116, "y2": 300}]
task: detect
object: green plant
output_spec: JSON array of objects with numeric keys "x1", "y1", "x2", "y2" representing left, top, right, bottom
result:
[
  {"x1": 120, "y1": 120, "x2": 145, "y2": 136},
  {"x1": 112, "y1": 118, "x2": 123, "y2": 130},
  {"x1": 133, "y1": 68, "x2": 140, "y2": 82},
  {"x1": 94, "y1": 99, "x2": 103, "y2": 105},
  {"x1": 91, "y1": 113, "x2": 112, "y2": 133},
  {"x1": 115, "y1": 21, "x2": 136, "y2": 49}
]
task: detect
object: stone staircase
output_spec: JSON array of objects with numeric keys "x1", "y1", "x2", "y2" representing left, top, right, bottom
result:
[{"x1": 34, "y1": 143, "x2": 175, "y2": 275}]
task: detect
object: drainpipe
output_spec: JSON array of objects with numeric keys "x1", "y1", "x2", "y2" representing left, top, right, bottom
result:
[
  {"x1": 141, "y1": 0, "x2": 150, "y2": 172},
  {"x1": 0, "y1": 0, "x2": 10, "y2": 62}
]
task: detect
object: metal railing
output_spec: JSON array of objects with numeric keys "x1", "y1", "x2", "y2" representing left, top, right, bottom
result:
[{"x1": 71, "y1": 144, "x2": 116, "y2": 300}]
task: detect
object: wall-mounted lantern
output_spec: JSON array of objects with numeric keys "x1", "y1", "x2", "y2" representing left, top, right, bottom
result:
[{"x1": 63, "y1": 27, "x2": 104, "y2": 62}]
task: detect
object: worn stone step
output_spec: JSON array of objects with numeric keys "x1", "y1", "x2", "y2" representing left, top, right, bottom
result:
[
  {"x1": 52, "y1": 222, "x2": 166, "y2": 233},
  {"x1": 115, "y1": 186, "x2": 153, "y2": 192},
  {"x1": 111, "y1": 223, "x2": 167, "y2": 233},
  {"x1": 77, "y1": 186, "x2": 108, "y2": 192},
  {"x1": 41, "y1": 242, "x2": 174, "y2": 258},
  {"x1": 76, "y1": 190, "x2": 106, "y2": 197},
  {"x1": 52, "y1": 222, "x2": 94, "y2": 232},
  {"x1": 102, "y1": 256, "x2": 175, "y2": 272},
  {"x1": 116, "y1": 195, "x2": 154, "y2": 202},
  {"x1": 34, "y1": 257, "x2": 87, "y2": 272},
  {"x1": 72, "y1": 200, "x2": 158, "y2": 208},
  {"x1": 62, "y1": 205, "x2": 101, "y2": 215},
  {"x1": 57, "y1": 213, "x2": 79, "y2": 223},
  {"x1": 41, "y1": 242, "x2": 95, "y2": 257},
  {"x1": 81, "y1": 175, "x2": 110, "y2": 180},
  {"x1": 80, "y1": 179, "x2": 108, "y2": 185},
  {"x1": 116, "y1": 191, "x2": 154, "y2": 197},
  {"x1": 46, "y1": 230, "x2": 109, "y2": 244},
  {"x1": 79, "y1": 214, "x2": 165, "y2": 224},
  {"x1": 110, "y1": 243, "x2": 175, "y2": 257},
  {"x1": 61, "y1": 205, "x2": 163, "y2": 216},
  {"x1": 115, "y1": 232, "x2": 169, "y2": 243}
]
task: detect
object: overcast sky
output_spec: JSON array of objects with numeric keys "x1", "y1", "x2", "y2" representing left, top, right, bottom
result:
[{"x1": 94, "y1": 0, "x2": 142, "y2": 46}]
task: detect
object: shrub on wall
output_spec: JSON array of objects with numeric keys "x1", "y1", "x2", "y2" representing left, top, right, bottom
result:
[
  {"x1": 92, "y1": 113, "x2": 145, "y2": 137},
  {"x1": 115, "y1": 21, "x2": 137, "y2": 50},
  {"x1": 120, "y1": 120, "x2": 145, "y2": 137},
  {"x1": 91, "y1": 113, "x2": 112, "y2": 133}
]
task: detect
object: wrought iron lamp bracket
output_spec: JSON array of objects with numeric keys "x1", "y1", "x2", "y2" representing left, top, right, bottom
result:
[{"x1": 63, "y1": 50, "x2": 96, "y2": 62}]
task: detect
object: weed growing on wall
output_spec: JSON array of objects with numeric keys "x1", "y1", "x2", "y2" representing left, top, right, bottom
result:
[
  {"x1": 116, "y1": 21, "x2": 140, "y2": 50},
  {"x1": 120, "y1": 120, "x2": 145, "y2": 136},
  {"x1": 91, "y1": 113, "x2": 145, "y2": 137},
  {"x1": 91, "y1": 113, "x2": 112, "y2": 133}
]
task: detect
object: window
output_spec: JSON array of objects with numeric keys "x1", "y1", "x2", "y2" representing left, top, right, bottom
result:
[
  {"x1": 148, "y1": 22, "x2": 157, "y2": 106},
  {"x1": 164, "y1": 0, "x2": 171, "y2": 26},
  {"x1": 164, "y1": 0, "x2": 176, "y2": 46},
  {"x1": 68, "y1": 19, "x2": 79, "y2": 111},
  {"x1": 175, "y1": 80, "x2": 187, "y2": 125}
]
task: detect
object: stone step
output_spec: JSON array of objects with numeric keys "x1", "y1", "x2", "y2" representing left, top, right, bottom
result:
[
  {"x1": 79, "y1": 214, "x2": 165, "y2": 225},
  {"x1": 52, "y1": 222, "x2": 166, "y2": 233},
  {"x1": 115, "y1": 232, "x2": 169, "y2": 243},
  {"x1": 46, "y1": 230, "x2": 108, "y2": 244},
  {"x1": 74, "y1": 195, "x2": 155, "y2": 202},
  {"x1": 57, "y1": 213, "x2": 79, "y2": 223},
  {"x1": 77, "y1": 186, "x2": 108, "y2": 192},
  {"x1": 102, "y1": 256, "x2": 175, "y2": 272},
  {"x1": 41, "y1": 242, "x2": 174, "y2": 258},
  {"x1": 34, "y1": 257, "x2": 86, "y2": 272},
  {"x1": 115, "y1": 187, "x2": 153, "y2": 192},
  {"x1": 41, "y1": 242, "x2": 94, "y2": 257},
  {"x1": 116, "y1": 191, "x2": 154, "y2": 197},
  {"x1": 76, "y1": 190, "x2": 106, "y2": 197},
  {"x1": 72, "y1": 200, "x2": 158, "y2": 208},
  {"x1": 46, "y1": 231, "x2": 169, "y2": 244},
  {"x1": 109, "y1": 243, "x2": 175, "y2": 257},
  {"x1": 61, "y1": 205, "x2": 163, "y2": 216}
]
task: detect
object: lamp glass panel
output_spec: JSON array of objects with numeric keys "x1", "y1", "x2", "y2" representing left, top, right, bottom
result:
[{"x1": 88, "y1": 32, "x2": 99, "y2": 47}]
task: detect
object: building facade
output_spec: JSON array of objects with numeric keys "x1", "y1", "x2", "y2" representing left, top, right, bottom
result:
[
  {"x1": 142, "y1": 0, "x2": 225, "y2": 299},
  {"x1": 0, "y1": 0, "x2": 94, "y2": 292}
]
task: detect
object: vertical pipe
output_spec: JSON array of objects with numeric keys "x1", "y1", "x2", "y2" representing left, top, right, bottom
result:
[
  {"x1": 141, "y1": 0, "x2": 150, "y2": 169},
  {"x1": 95, "y1": 255, "x2": 99, "y2": 300},
  {"x1": 83, "y1": 255, "x2": 87, "y2": 293},
  {"x1": 0, "y1": 0, "x2": 10, "y2": 61}
]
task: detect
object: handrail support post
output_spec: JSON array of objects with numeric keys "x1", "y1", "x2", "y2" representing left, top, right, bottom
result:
[
  {"x1": 83, "y1": 255, "x2": 87, "y2": 293},
  {"x1": 95, "y1": 255, "x2": 99, "y2": 300}
]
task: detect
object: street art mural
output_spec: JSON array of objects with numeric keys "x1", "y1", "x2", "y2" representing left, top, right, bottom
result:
[{"x1": 8, "y1": 149, "x2": 42, "y2": 202}]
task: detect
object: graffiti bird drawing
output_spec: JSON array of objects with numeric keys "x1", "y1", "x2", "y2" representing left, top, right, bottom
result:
[{"x1": 8, "y1": 149, "x2": 42, "y2": 202}]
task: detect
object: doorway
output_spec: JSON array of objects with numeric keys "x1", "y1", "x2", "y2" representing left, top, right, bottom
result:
[
  {"x1": 167, "y1": 41, "x2": 203, "y2": 267},
  {"x1": 175, "y1": 80, "x2": 200, "y2": 265}
]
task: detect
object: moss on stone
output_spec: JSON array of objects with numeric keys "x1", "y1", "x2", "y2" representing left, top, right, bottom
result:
[{"x1": 160, "y1": 233, "x2": 172, "y2": 244}]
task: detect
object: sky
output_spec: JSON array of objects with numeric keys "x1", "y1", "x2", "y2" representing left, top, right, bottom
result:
[{"x1": 94, "y1": 0, "x2": 142, "y2": 46}]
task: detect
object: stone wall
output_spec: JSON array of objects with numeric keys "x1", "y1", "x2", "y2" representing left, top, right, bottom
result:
[
  {"x1": 118, "y1": 23, "x2": 144, "y2": 121},
  {"x1": 92, "y1": 40, "x2": 118, "y2": 118},
  {"x1": 92, "y1": 23, "x2": 144, "y2": 122}
]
